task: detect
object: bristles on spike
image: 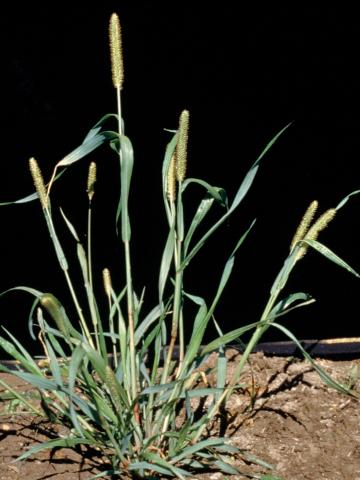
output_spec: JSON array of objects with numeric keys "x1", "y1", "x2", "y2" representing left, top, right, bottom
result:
[
  {"x1": 167, "y1": 154, "x2": 177, "y2": 202},
  {"x1": 103, "y1": 268, "x2": 112, "y2": 299},
  {"x1": 29, "y1": 157, "x2": 48, "y2": 210},
  {"x1": 296, "y1": 208, "x2": 337, "y2": 261},
  {"x1": 87, "y1": 162, "x2": 97, "y2": 201},
  {"x1": 305, "y1": 208, "x2": 337, "y2": 242},
  {"x1": 109, "y1": 13, "x2": 124, "y2": 89},
  {"x1": 290, "y1": 200, "x2": 318, "y2": 252},
  {"x1": 175, "y1": 110, "x2": 189, "y2": 182}
]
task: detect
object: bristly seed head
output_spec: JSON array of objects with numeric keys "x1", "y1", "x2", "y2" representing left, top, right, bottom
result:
[
  {"x1": 103, "y1": 268, "x2": 112, "y2": 299},
  {"x1": 296, "y1": 207, "x2": 337, "y2": 261},
  {"x1": 87, "y1": 162, "x2": 97, "y2": 201},
  {"x1": 109, "y1": 13, "x2": 124, "y2": 89},
  {"x1": 290, "y1": 200, "x2": 318, "y2": 252},
  {"x1": 305, "y1": 208, "x2": 337, "y2": 242},
  {"x1": 166, "y1": 153, "x2": 177, "y2": 203},
  {"x1": 29, "y1": 157, "x2": 48, "y2": 210},
  {"x1": 175, "y1": 110, "x2": 190, "y2": 182}
]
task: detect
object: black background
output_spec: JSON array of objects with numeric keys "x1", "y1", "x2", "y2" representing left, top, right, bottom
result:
[{"x1": 1, "y1": 3, "x2": 360, "y2": 353}]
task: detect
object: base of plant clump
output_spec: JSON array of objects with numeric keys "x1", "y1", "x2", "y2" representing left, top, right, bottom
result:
[{"x1": 1, "y1": 349, "x2": 360, "y2": 480}]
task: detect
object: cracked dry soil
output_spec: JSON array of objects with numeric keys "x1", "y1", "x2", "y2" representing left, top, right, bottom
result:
[{"x1": 1, "y1": 350, "x2": 360, "y2": 480}]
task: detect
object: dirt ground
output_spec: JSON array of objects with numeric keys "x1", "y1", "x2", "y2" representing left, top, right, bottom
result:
[{"x1": 1, "y1": 350, "x2": 360, "y2": 480}]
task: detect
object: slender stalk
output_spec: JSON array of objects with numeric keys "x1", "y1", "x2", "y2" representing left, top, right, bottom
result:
[
  {"x1": 87, "y1": 201, "x2": 100, "y2": 352},
  {"x1": 115, "y1": 83, "x2": 138, "y2": 410},
  {"x1": 42, "y1": 208, "x2": 95, "y2": 349},
  {"x1": 160, "y1": 193, "x2": 183, "y2": 384},
  {"x1": 125, "y1": 239, "x2": 137, "y2": 400},
  {"x1": 63, "y1": 269, "x2": 94, "y2": 348}
]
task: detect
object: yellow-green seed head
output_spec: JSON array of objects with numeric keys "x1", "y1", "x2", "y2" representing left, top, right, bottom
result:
[
  {"x1": 305, "y1": 208, "x2": 337, "y2": 242},
  {"x1": 87, "y1": 162, "x2": 97, "y2": 201},
  {"x1": 29, "y1": 157, "x2": 48, "y2": 210},
  {"x1": 296, "y1": 207, "x2": 336, "y2": 261},
  {"x1": 109, "y1": 13, "x2": 124, "y2": 89},
  {"x1": 167, "y1": 153, "x2": 177, "y2": 202},
  {"x1": 175, "y1": 110, "x2": 190, "y2": 182},
  {"x1": 290, "y1": 200, "x2": 318, "y2": 252},
  {"x1": 103, "y1": 268, "x2": 112, "y2": 299}
]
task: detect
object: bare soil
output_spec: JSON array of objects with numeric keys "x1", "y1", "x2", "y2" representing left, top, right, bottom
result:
[{"x1": 1, "y1": 351, "x2": 360, "y2": 480}]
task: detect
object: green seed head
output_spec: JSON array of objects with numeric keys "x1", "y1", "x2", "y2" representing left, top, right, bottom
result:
[
  {"x1": 87, "y1": 162, "x2": 97, "y2": 201},
  {"x1": 105, "y1": 365, "x2": 122, "y2": 411},
  {"x1": 109, "y1": 13, "x2": 124, "y2": 89},
  {"x1": 40, "y1": 293, "x2": 68, "y2": 338},
  {"x1": 29, "y1": 157, "x2": 48, "y2": 210},
  {"x1": 176, "y1": 110, "x2": 190, "y2": 182},
  {"x1": 290, "y1": 200, "x2": 318, "y2": 252},
  {"x1": 166, "y1": 153, "x2": 177, "y2": 202}
]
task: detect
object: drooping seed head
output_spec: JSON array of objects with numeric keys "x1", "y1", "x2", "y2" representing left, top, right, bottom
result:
[
  {"x1": 87, "y1": 162, "x2": 97, "y2": 201},
  {"x1": 109, "y1": 13, "x2": 124, "y2": 89},
  {"x1": 40, "y1": 293, "x2": 69, "y2": 338},
  {"x1": 290, "y1": 200, "x2": 318, "y2": 252},
  {"x1": 103, "y1": 268, "x2": 112, "y2": 299},
  {"x1": 175, "y1": 110, "x2": 190, "y2": 182},
  {"x1": 166, "y1": 153, "x2": 177, "y2": 202},
  {"x1": 29, "y1": 157, "x2": 48, "y2": 210}
]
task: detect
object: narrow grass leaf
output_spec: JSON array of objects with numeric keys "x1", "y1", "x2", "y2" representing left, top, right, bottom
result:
[
  {"x1": 87, "y1": 471, "x2": 120, "y2": 480},
  {"x1": 184, "y1": 195, "x2": 215, "y2": 255},
  {"x1": 201, "y1": 320, "x2": 267, "y2": 355},
  {"x1": 119, "y1": 134, "x2": 134, "y2": 241},
  {"x1": 170, "y1": 438, "x2": 224, "y2": 463},
  {"x1": 60, "y1": 208, "x2": 80, "y2": 242},
  {"x1": 271, "y1": 322, "x2": 357, "y2": 397},
  {"x1": 0, "y1": 330, "x2": 43, "y2": 374},
  {"x1": 180, "y1": 387, "x2": 225, "y2": 398},
  {"x1": 10, "y1": 371, "x2": 57, "y2": 391},
  {"x1": 68, "y1": 344, "x2": 87, "y2": 431},
  {"x1": 303, "y1": 238, "x2": 360, "y2": 277},
  {"x1": 129, "y1": 461, "x2": 182, "y2": 477},
  {"x1": 213, "y1": 459, "x2": 239, "y2": 475},
  {"x1": 335, "y1": 189, "x2": 360, "y2": 210},
  {"x1": 181, "y1": 179, "x2": 228, "y2": 207},
  {"x1": 135, "y1": 304, "x2": 162, "y2": 344},
  {"x1": 181, "y1": 125, "x2": 290, "y2": 268},
  {"x1": 269, "y1": 292, "x2": 312, "y2": 318},
  {"x1": 162, "y1": 132, "x2": 179, "y2": 222},
  {"x1": 44, "y1": 337, "x2": 64, "y2": 388},
  {"x1": 158, "y1": 229, "x2": 175, "y2": 304},
  {"x1": 15, "y1": 437, "x2": 93, "y2": 462},
  {"x1": 143, "y1": 452, "x2": 190, "y2": 478}
]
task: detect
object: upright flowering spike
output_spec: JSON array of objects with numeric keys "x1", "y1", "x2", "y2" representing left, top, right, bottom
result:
[
  {"x1": 87, "y1": 162, "x2": 97, "y2": 201},
  {"x1": 175, "y1": 110, "x2": 190, "y2": 182},
  {"x1": 305, "y1": 208, "x2": 337, "y2": 242},
  {"x1": 103, "y1": 268, "x2": 112, "y2": 300},
  {"x1": 296, "y1": 207, "x2": 337, "y2": 261},
  {"x1": 109, "y1": 13, "x2": 124, "y2": 89},
  {"x1": 290, "y1": 200, "x2": 318, "y2": 252},
  {"x1": 167, "y1": 153, "x2": 177, "y2": 202},
  {"x1": 29, "y1": 157, "x2": 48, "y2": 210}
]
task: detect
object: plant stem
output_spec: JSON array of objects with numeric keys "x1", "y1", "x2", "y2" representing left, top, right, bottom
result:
[
  {"x1": 116, "y1": 85, "x2": 138, "y2": 404},
  {"x1": 88, "y1": 202, "x2": 100, "y2": 353}
]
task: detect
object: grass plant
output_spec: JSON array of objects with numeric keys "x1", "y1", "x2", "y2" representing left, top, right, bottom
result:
[{"x1": 1, "y1": 12, "x2": 360, "y2": 480}]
